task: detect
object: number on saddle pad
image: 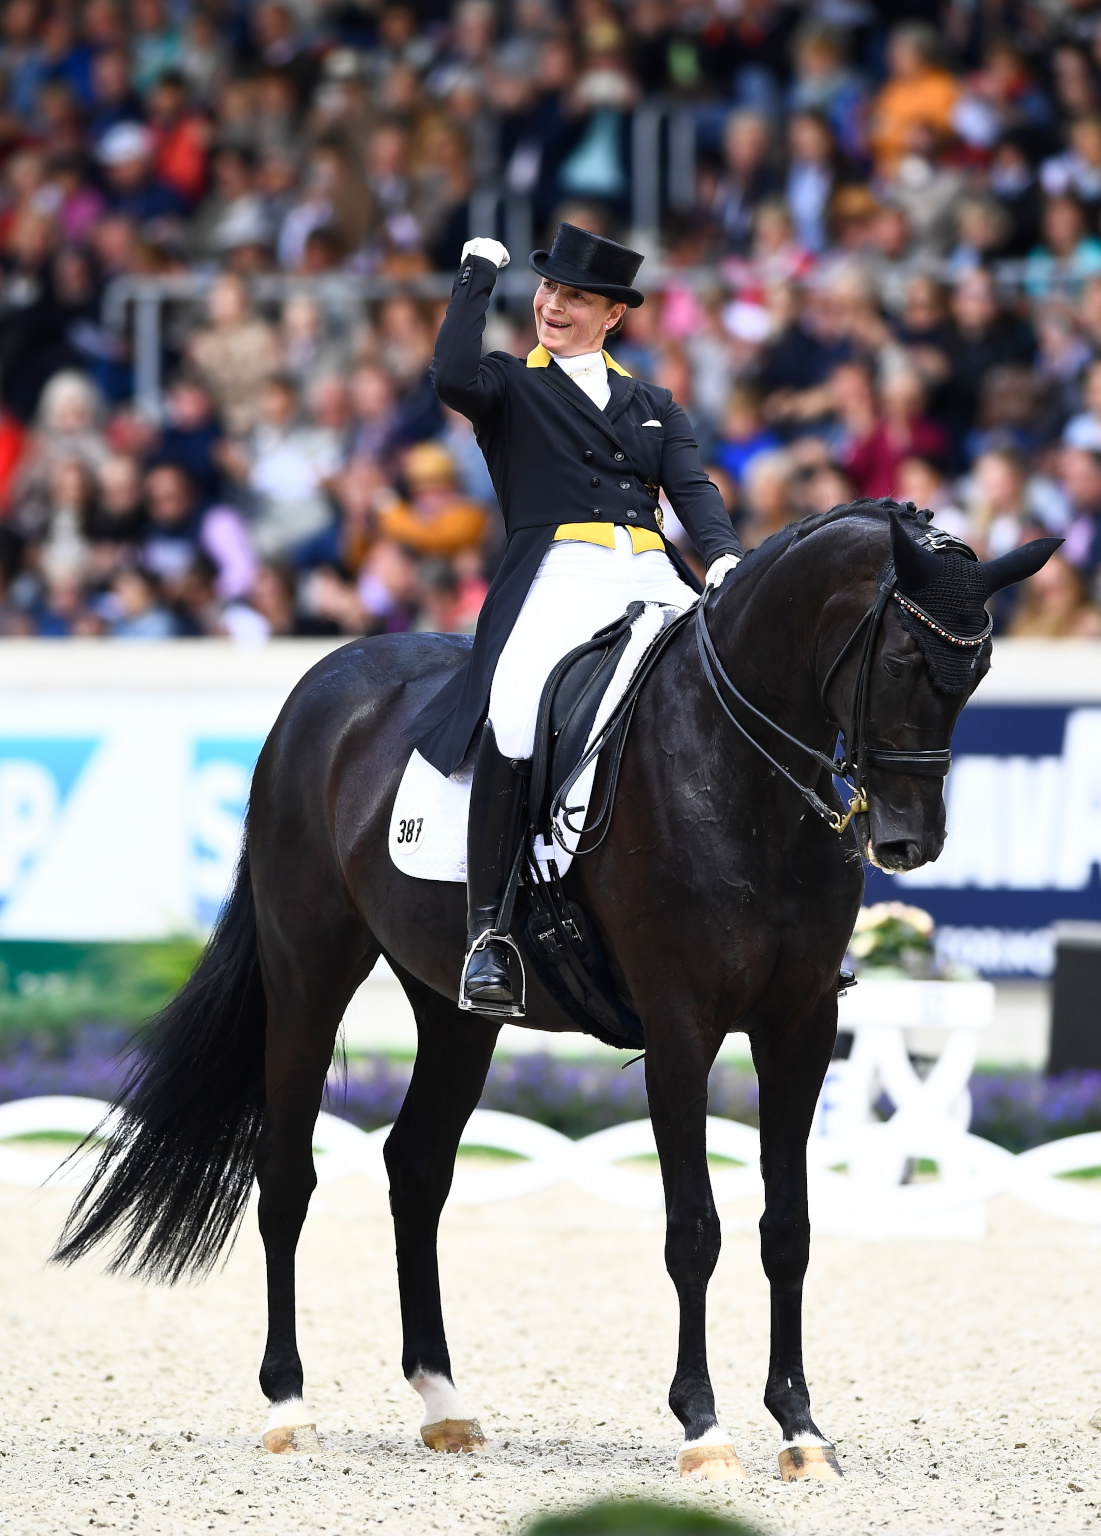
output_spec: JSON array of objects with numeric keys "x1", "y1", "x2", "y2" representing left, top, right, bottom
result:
[{"x1": 395, "y1": 817, "x2": 423, "y2": 847}]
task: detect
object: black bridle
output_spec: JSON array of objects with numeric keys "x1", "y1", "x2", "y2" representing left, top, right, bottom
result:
[{"x1": 694, "y1": 535, "x2": 992, "y2": 836}]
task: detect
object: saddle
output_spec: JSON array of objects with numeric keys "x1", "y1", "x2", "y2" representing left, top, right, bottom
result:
[{"x1": 504, "y1": 601, "x2": 692, "y2": 1052}]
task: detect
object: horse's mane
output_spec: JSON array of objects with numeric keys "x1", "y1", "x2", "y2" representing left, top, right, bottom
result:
[{"x1": 740, "y1": 497, "x2": 928, "y2": 573}]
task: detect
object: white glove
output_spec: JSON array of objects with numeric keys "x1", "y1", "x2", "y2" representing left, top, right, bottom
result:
[
  {"x1": 705, "y1": 553, "x2": 741, "y2": 588},
  {"x1": 461, "y1": 237, "x2": 510, "y2": 268}
]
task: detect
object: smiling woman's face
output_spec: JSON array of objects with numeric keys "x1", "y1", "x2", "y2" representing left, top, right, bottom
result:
[{"x1": 533, "y1": 277, "x2": 626, "y2": 357}]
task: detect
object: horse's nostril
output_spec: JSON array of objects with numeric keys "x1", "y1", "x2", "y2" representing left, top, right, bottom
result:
[{"x1": 873, "y1": 839, "x2": 923, "y2": 871}]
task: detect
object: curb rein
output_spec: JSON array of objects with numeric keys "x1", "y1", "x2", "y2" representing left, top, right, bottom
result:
[{"x1": 695, "y1": 549, "x2": 992, "y2": 837}]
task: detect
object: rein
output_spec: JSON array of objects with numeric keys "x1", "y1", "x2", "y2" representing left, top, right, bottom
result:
[{"x1": 695, "y1": 537, "x2": 981, "y2": 836}]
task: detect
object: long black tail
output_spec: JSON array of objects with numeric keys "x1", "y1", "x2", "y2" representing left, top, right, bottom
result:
[{"x1": 53, "y1": 834, "x2": 267, "y2": 1282}]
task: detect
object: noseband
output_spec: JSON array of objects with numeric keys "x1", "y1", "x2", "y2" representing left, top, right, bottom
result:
[{"x1": 694, "y1": 529, "x2": 989, "y2": 836}]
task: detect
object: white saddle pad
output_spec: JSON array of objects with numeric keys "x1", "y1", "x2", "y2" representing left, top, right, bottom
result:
[{"x1": 388, "y1": 602, "x2": 682, "y2": 882}]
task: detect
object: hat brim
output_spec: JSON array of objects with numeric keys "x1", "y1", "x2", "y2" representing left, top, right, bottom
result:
[{"x1": 528, "y1": 252, "x2": 644, "y2": 307}]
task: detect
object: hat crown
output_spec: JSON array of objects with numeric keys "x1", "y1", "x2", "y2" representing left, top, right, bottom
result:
[{"x1": 543, "y1": 222, "x2": 643, "y2": 291}]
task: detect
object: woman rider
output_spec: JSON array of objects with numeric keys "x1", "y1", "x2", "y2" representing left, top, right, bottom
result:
[{"x1": 410, "y1": 223, "x2": 744, "y2": 1015}]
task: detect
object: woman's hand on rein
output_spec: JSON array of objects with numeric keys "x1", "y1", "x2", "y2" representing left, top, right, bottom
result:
[{"x1": 461, "y1": 238, "x2": 511, "y2": 268}]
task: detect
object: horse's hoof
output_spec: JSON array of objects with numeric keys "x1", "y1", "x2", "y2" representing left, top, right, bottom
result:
[
  {"x1": 421, "y1": 1417, "x2": 487, "y2": 1453},
  {"x1": 262, "y1": 1423, "x2": 321, "y2": 1455},
  {"x1": 678, "y1": 1443, "x2": 747, "y2": 1481},
  {"x1": 778, "y1": 1444, "x2": 842, "y2": 1481}
]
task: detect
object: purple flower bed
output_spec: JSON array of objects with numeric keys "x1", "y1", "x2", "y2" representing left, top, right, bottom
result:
[
  {"x1": 325, "y1": 1053, "x2": 759, "y2": 1139},
  {"x1": 4, "y1": 1029, "x2": 1101, "y2": 1154},
  {"x1": 969, "y1": 1071, "x2": 1101, "y2": 1156},
  {"x1": 0, "y1": 1026, "x2": 133, "y2": 1104}
]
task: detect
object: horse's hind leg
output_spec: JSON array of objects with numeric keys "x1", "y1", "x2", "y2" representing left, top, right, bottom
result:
[
  {"x1": 383, "y1": 964, "x2": 498, "y2": 1453},
  {"x1": 255, "y1": 915, "x2": 379, "y2": 1454},
  {"x1": 645, "y1": 1012, "x2": 747, "y2": 1482},
  {"x1": 753, "y1": 992, "x2": 843, "y2": 1482}
]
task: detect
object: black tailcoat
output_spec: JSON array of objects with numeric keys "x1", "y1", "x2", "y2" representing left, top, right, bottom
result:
[{"x1": 410, "y1": 253, "x2": 743, "y2": 776}]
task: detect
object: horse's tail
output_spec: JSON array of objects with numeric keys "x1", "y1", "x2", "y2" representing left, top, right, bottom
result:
[{"x1": 53, "y1": 833, "x2": 267, "y2": 1283}]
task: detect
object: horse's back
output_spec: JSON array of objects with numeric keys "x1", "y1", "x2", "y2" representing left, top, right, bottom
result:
[
  {"x1": 252, "y1": 630, "x2": 469, "y2": 840},
  {"x1": 266, "y1": 631, "x2": 469, "y2": 748}
]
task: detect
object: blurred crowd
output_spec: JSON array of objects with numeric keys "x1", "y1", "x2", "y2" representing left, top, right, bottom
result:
[{"x1": 2, "y1": 0, "x2": 1101, "y2": 639}]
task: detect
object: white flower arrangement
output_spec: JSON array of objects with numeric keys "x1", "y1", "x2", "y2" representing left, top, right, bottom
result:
[{"x1": 847, "y1": 901, "x2": 936, "y2": 975}]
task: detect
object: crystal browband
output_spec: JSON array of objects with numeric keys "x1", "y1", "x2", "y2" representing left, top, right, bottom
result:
[{"x1": 893, "y1": 592, "x2": 993, "y2": 648}]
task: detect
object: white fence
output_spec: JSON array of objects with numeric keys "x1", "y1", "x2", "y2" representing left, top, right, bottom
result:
[{"x1": 6, "y1": 1094, "x2": 1101, "y2": 1242}]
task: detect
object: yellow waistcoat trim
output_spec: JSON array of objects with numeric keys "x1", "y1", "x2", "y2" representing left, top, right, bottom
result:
[
  {"x1": 553, "y1": 523, "x2": 665, "y2": 553},
  {"x1": 525, "y1": 345, "x2": 632, "y2": 377}
]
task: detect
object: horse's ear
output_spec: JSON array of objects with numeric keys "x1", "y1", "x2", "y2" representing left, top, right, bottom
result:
[
  {"x1": 980, "y1": 536, "x2": 1064, "y2": 595},
  {"x1": 889, "y1": 510, "x2": 944, "y2": 593}
]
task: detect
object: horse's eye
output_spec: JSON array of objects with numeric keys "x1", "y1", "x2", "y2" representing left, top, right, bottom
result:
[{"x1": 882, "y1": 656, "x2": 904, "y2": 678}]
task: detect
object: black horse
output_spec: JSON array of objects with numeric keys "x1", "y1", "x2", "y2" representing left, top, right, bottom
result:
[{"x1": 55, "y1": 501, "x2": 1056, "y2": 1481}]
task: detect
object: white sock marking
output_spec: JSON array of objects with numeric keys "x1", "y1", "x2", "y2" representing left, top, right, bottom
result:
[
  {"x1": 781, "y1": 1433, "x2": 832, "y2": 1448},
  {"x1": 265, "y1": 1396, "x2": 312, "y2": 1431},
  {"x1": 411, "y1": 1371, "x2": 471, "y2": 1425},
  {"x1": 682, "y1": 1425, "x2": 734, "y2": 1449}
]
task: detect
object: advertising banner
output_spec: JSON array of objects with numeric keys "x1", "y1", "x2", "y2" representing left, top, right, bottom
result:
[{"x1": 0, "y1": 642, "x2": 1098, "y2": 974}]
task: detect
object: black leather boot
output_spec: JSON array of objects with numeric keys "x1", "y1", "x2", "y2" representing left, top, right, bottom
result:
[{"x1": 461, "y1": 724, "x2": 527, "y2": 1016}]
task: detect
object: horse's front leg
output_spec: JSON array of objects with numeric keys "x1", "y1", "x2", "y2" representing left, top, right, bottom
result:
[
  {"x1": 645, "y1": 1016, "x2": 747, "y2": 1482},
  {"x1": 753, "y1": 991, "x2": 843, "y2": 1482},
  {"x1": 384, "y1": 967, "x2": 499, "y2": 1453}
]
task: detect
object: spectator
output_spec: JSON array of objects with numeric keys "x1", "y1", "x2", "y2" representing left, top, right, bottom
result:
[
  {"x1": 1041, "y1": 115, "x2": 1101, "y2": 211},
  {"x1": 1061, "y1": 447, "x2": 1101, "y2": 587},
  {"x1": 942, "y1": 270, "x2": 1036, "y2": 438},
  {"x1": 377, "y1": 442, "x2": 489, "y2": 558},
  {"x1": 1007, "y1": 549, "x2": 1101, "y2": 636},
  {"x1": 187, "y1": 273, "x2": 281, "y2": 438},
  {"x1": 712, "y1": 109, "x2": 780, "y2": 255},
  {"x1": 225, "y1": 373, "x2": 340, "y2": 559},
  {"x1": 1024, "y1": 193, "x2": 1101, "y2": 299},
  {"x1": 108, "y1": 565, "x2": 176, "y2": 637},
  {"x1": 841, "y1": 367, "x2": 949, "y2": 500},
  {"x1": 962, "y1": 446, "x2": 1051, "y2": 559},
  {"x1": 710, "y1": 385, "x2": 782, "y2": 485},
  {"x1": 784, "y1": 110, "x2": 838, "y2": 256},
  {"x1": 279, "y1": 293, "x2": 350, "y2": 388},
  {"x1": 787, "y1": 23, "x2": 867, "y2": 163},
  {"x1": 1064, "y1": 355, "x2": 1101, "y2": 450},
  {"x1": 740, "y1": 449, "x2": 798, "y2": 547},
  {"x1": 145, "y1": 70, "x2": 208, "y2": 208},
  {"x1": 96, "y1": 120, "x2": 185, "y2": 223},
  {"x1": 869, "y1": 24, "x2": 959, "y2": 180},
  {"x1": 140, "y1": 462, "x2": 202, "y2": 594}
]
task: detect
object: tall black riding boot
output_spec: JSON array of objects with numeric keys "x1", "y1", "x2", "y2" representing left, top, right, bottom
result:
[{"x1": 461, "y1": 723, "x2": 527, "y2": 1016}]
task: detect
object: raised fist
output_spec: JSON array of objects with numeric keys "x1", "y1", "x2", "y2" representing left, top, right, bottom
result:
[{"x1": 461, "y1": 238, "x2": 511, "y2": 269}]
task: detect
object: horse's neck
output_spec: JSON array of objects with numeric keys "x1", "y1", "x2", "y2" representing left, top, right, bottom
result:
[{"x1": 705, "y1": 543, "x2": 840, "y2": 742}]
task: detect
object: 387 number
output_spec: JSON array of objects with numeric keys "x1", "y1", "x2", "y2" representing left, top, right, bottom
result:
[{"x1": 396, "y1": 816, "x2": 424, "y2": 846}]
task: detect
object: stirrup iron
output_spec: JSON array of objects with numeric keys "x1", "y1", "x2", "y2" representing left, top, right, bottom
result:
[{"x1": 459, "y1": 929, "x2": 527, "y2": 1019}]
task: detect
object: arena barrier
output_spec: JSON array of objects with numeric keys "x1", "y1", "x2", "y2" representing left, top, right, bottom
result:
[
  {"x1": 5, "y1": 1092, "x2": 1101, "y2": 1242},
  {"x1": 0, "y1": 638, "x2": 1100, "y2": 975}
]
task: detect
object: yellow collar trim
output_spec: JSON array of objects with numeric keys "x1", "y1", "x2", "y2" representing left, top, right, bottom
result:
[{"x1": 525, "y1": 344, "x2": 632, "y2": 378}]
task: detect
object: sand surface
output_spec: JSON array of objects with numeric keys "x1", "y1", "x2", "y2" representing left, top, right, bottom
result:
[{"x1": 2, "y1": 1169, "x2": 1101, "y2": 1536}]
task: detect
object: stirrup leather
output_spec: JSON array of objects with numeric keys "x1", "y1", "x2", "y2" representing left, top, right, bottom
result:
[{"x1": 459, "y1": 929, "x2": 527, "y2": 1019}]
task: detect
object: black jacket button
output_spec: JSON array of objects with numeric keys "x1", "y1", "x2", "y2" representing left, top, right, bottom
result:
[
  {"x1": 590, "y1": 476, "x2": 600, "y2": 487},
  {"x1": 626, "y1": 509, "x2": 637, "y2": 519},
  {"x1": 582, "y1": 450, "x2": 594, "y2": 461},
  {"x1": 592, "y1": 508, "x2": 602, "y2": 518},
  {"x1": 619, "y1": 480, "x2": 630, "y2": 488},
  {"x1": 614, "y1": 451, "x2": 625, "y2": 461}
]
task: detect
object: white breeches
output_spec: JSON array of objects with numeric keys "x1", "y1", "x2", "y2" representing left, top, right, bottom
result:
[{"x1": 488, "y1": 527, "x2": 698, "y2": 760}]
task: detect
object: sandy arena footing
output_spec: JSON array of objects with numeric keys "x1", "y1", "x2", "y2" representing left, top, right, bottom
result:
[{"x1": 1, "y1": 1172, "x2": 1100, "y2": 1534}]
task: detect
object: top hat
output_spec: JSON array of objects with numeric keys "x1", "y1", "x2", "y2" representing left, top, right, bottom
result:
[{"x1": 528, "y1": 223, "x2": 645, "y2": 307}]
